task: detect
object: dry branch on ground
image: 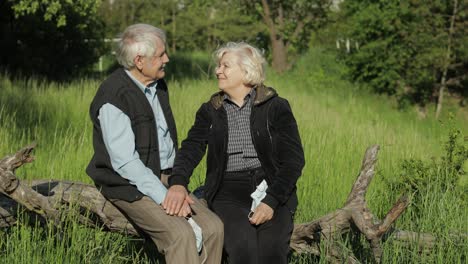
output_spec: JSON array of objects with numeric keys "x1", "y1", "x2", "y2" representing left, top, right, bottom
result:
[{"x1": 0, "y1": 144, "x2": 442, "y2": 263}]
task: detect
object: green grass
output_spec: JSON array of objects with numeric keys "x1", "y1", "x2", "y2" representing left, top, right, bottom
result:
[{"x1": 0, "y1": 48, "x2": 466, "y2": 263}]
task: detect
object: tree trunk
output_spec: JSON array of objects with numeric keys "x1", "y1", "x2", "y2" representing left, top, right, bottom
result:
[
  {"x1": 171, "y1": 6, "x2": 176, "y2": 53},
  {"x1": 270, "y1": 36, "x2": 289, "y2": 73},
  {"x1": 435, "y1": 0, "x2": 458, "y2": 119},
  {"x1": 0, "y1": 144, "x2": 456, "y2": 263},
  {"x1": 260, "y1": 0, "x2": 289, "y2": 73}
]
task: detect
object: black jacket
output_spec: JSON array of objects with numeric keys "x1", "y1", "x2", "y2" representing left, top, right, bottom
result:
[
  {"x1": 86, "y1": 68, "x2": 178, "y2": 201},
  {"x1": 169, "y1": 85, "x2": 305, "y2": 211}
]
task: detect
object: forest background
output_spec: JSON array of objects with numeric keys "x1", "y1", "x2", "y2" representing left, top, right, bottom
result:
[{"x1": 0, "y1": 0, "x2": 467, "y2": 263}]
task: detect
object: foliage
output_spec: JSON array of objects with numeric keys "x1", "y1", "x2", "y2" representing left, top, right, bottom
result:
[
  {"x1": 249, "y1": 0, "x2": 330, "y2": 53},
  {"x1": 387, "y1": 124, "x2": 467, "y2": 220},
  {"x1": 337, "y1": 0, "x2": 468, "y2": 108},
  {"x1": 98, "y1": 0, "x2": 262, "y2": 52},
  {"x1": 99, "y1": 0, "x2": 332, "y2": 72},
  {"x1": 1, "y1": 0, "x2": 108, "y2": 80},
  {"x1": 171, "y1": 0, "x2": 262, "y2": 51},
  {"x1": 9, "y1": 0, "x2": 101, "y2": 27}
]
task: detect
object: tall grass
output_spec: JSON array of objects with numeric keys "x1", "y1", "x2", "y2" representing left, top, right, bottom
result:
[{"x1": 0, "y1": 48, "x2": 466, "y2": 263}]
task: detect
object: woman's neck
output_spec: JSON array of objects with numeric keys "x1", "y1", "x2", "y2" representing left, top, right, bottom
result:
[{"x1": 226, "y1": 85, "x2": 252, "y2": 107}]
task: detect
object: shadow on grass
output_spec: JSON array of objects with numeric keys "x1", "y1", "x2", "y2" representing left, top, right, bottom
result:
[
  {"x1": 126, "y1": 238, "x2": 166, "y2": 264},
  {"x1": 0, "y1": 82, "x2": 61, "y2": 135}
]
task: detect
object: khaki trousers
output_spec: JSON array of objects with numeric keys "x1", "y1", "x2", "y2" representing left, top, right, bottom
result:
[{"x1": 110, "y1": 194, "x2": 224, "y2": 264}]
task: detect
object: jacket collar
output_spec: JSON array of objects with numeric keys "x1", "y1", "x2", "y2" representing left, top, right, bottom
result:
[{"x1": 210, "y1": 84, "x2": 277, "y2": 110}]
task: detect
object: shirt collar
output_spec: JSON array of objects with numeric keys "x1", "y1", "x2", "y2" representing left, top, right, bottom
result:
[{"x1": 223, "y1": 88, "x2": 256, "y2": 105}]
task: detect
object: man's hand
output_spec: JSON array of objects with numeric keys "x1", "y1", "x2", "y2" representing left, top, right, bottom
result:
[
  {"x1": 249, "y1": 202, "x2": 274, "y2": 225},
  {"x1": 177, "y1": 199, "x2": 193, "y2": 217},
  {"x1": 162, "y1": 185, "x2": 194, "y2": 216}
]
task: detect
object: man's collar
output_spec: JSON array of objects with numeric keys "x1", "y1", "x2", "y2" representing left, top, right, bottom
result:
[{"x1": 124, "y1": 69, "x2": 158, "y2": 93}]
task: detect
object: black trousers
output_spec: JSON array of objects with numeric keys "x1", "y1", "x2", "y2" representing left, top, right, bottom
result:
[{"x1": 212, "y1": 168, "x2": 294, "y2": 264}]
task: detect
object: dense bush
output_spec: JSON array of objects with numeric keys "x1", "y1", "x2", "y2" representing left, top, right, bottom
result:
[
  {"x1": 0, "y1": 1, "x2": 108, "y2": 80},
  {"x1": 386, "y1": 124, "x2": 467, "y2": 221}
]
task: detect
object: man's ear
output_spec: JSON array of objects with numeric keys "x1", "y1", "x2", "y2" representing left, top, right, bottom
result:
[{"x1": 134, "y1": 55, "x2": 144, "y2": 70}]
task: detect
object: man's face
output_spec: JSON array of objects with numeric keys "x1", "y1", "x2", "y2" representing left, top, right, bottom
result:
[{"x1": 140, "y1": 38, "x2": 169, "y2": 82}]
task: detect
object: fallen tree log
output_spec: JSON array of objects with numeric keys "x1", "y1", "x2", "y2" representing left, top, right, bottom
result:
[{"x1": 0, "y1": 144, "x2": 442, "y2": 263}]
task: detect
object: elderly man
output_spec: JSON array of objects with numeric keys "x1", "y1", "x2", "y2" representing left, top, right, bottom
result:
[{"x1": 86, "y1": 24, "x2": 223, "y2": 264}]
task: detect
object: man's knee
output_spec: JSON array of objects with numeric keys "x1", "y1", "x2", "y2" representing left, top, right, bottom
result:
[
  {"x1": 171, "y1": 223, "x2": 196, "y2": 243},
  {"x1": 147, "y1": 219, "x2": 196, "y2": 249},
  {"x1": 203, "y1": 215, "x2": 224, "y2": 239}
]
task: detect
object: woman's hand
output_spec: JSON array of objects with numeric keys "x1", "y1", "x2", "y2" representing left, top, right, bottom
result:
[
  {"x1": 163, "y1": 185, "x2": 194, "y2": 216},
  {"x1": 249, "y1": 202, "x2": 274, "y2": 225}
]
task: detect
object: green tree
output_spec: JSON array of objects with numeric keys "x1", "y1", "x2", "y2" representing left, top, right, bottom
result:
[
  {"x1": 98, "y1": 0, "x2": 261, "y2": 53},
  {"x1": 434, "y1": 0, "x2": 465, "y2": 118},
  {"x1": 338, "y1": 0, "x2": 468, "y2": 115},
  {"x1": 99, "y1": 0, "x2": 331, "y2": 72},
  {"x1": 10, "y1": 0, "x2": 101, "y2": 27},
  {"x1": 242, "y1": 0, "x2": 331, "y2": 73},
  {"x1": 1, "y1": 0, "x2": 107, "y2": 79},
  {"x1": 171, "y1": 0, "x2": 262, "y2": 51},
  {"x1": 98, "y1": 0, "x2": 167, "y2": 38}
]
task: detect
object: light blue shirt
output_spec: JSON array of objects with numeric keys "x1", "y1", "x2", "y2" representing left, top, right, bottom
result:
[
  {"x1": 125, "y1": 70, "x2": 176, "y2": 169},
  {"x1": 97, "y1": 71, "x2": 176, "y2": 204}
]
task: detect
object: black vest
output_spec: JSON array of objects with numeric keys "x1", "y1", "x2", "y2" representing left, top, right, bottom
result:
[{"x1": 86, "y1": 68, "x2": 177, "y2": 201}]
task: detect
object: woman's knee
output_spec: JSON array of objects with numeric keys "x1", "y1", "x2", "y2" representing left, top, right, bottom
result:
[
  {"x1": 257, "y1": 238, "x2": 290, "y2": 263},
  {"x1": 224, "y1": 238, "x2": 258, "y2": 263}
]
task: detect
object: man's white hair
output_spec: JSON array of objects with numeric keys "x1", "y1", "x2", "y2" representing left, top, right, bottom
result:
[{"x1": 116, "y1": 24, "x2": 166, "y2": 69}]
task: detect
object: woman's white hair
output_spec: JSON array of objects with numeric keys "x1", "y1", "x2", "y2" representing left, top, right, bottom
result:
[
  {"x1": 116, "y1": 24, "x2": 166, "y2": 69},
  {"x1": 214, "y1": 42, "x2": 266, "y2": 86}
]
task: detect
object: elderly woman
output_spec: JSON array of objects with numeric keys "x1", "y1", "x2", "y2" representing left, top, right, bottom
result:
[{"x1": 167, "y1": 42, "x2": 305, "y2": 263}]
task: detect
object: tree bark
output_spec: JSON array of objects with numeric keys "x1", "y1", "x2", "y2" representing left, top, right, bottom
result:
[{"x1": 0, "y1": 144, "x2": 454, "y2": 263}]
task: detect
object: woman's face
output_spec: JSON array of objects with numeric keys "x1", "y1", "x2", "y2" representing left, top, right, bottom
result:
[{"x1": 215, "y1": 52, "x2": 245, "y2": 92}]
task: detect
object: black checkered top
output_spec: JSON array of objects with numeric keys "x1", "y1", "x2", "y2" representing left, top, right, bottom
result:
[{"x1": 223, "y1": 89, "x2": 262, "y2": 172}]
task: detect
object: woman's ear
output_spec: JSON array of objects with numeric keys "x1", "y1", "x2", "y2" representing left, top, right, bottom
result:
[{"x1": 243, "y1": 70, "x2": 250, "y2": 85}]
